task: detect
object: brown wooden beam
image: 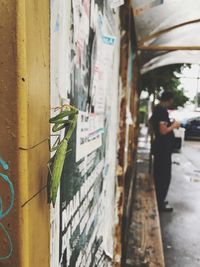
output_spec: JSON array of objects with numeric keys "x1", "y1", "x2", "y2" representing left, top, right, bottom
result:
[
  {"x1": 138, "y1": 45, "x2": 200, "y2": 51},
  {"x1": 125, "y1": 173, "x2": 165, "y2": 267}
]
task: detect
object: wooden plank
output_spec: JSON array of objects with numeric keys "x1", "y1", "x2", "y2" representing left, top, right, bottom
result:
[
  {"x1": 16, "y1": 0, "x2": 50, "y2": 266},
  {"x1": 138, "y1": 45, "x2": 200, "y2": 51},
  {"x1": 0, "y1": 1, "x2": 19, "y2": 266},
  {"x1": 126, "y1": 173, "x2": 165, "y2": 267}
]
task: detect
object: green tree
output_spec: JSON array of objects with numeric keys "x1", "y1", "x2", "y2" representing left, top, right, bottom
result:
[{"x1": 140, "y1": 64, "x2": 189, "y2": 109}]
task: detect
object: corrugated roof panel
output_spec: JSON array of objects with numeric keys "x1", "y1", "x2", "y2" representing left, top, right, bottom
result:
[
  {"x1": 132, "y1": 0, "x2": 200, "y2": 72},
  {"x1": 141, "y1": 50, "x2": 200, "y2": 73}
]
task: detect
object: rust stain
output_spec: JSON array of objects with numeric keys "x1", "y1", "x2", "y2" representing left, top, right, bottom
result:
[
  {"x1": 117, "y1": 165, "x2": 123, "y2": 177},
  {"x1": 118, "y1": 97, "x2": 127, "y2": 167}
]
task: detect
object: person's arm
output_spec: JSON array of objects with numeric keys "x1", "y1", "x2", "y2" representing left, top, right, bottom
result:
[{"x1": 159, "y1": 121, "x2": 180, "y2": 135}]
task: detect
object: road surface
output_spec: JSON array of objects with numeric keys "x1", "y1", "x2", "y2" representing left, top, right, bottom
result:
[{"x1": 160, "y1": 140, "x2": 200, "y2": 267}]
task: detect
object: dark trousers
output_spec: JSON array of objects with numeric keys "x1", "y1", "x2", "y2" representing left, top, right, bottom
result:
[{"x1": 153, "y1": 147, "x2": 172, "y2": 208}]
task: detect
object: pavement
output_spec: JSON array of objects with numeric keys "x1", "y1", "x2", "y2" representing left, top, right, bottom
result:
[{"x1": 161, "y1": 140, "x2": 200, "y2": 267}]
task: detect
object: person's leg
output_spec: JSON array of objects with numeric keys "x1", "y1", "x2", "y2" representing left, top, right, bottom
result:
[
  {"x1": 161, "y1": 152, "x2": 172, "y2": 202},
  {"x1": 154, "y1": 153, "x2": 165, "y2": 209},
  {"x1": 154, "y1": 152, "x2": 172, "y2": 210}
]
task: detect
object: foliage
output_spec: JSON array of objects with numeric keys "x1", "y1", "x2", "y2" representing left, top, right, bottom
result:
[
  {"x1": 140, "y1": 64, "x2": 190, "y2": 109},
  {"x1": 195, "y1": 92, "x2": 200, "y2": 107},
  {"x1": 139, "y1": 98, "x2": 148, "y2": 112}
]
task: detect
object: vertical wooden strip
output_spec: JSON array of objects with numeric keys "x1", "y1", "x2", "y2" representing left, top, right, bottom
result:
[
  {"x1": 16, "y1": 0, "x2": 30, "y2": 266},
  {"x1": 16, "y1": 0, "x2": 50, "y2": 266}
]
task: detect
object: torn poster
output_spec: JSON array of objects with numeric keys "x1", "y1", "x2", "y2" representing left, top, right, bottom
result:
[
  {"x1": 133, "y1": 0, "x2": 164, "y2": 16},
  {"x1": 109, "y1": 0, "x2": 124, "y2": 8}
]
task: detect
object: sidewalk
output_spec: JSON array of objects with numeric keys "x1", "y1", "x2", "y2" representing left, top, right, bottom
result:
[{"x1": 160, "y1": 141, "x2": 200, "y2": 267}]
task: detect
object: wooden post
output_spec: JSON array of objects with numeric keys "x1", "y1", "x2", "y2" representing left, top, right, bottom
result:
[{"x1": 0, "y1": 1, "x2": 50, "y2": 266}]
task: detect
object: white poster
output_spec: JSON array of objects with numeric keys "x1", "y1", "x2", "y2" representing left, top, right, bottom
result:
[
  {"x1": 51, "y1": 0, "x2": 72, "y2": 102},
  {"x1": 91, "y1": 34, "x2": 116, "y2": 114},
  {"x1": 76, "y1": 111, "x2": 104, "y2": 162},
  {"x1": 50, "y1": 1, "x2": 72, "y2": 267}
]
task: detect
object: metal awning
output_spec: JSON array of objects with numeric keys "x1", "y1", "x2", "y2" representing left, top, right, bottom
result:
[{"x1": 132, "y1": 0, "x2": 200, "y2": 73}]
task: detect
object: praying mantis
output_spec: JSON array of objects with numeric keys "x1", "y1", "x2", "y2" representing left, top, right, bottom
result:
[{"x1": 49, "y1": 104, "x2": 79, "y2": 207}]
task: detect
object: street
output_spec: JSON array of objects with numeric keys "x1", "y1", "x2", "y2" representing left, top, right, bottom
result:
[{"x1": 161, "y1": 140, "x2": 200, "y2": 267}]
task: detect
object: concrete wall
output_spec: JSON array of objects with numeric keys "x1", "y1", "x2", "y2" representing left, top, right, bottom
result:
[{"x1": 50, "y1": 1, "x2": 138, "y2": 267}]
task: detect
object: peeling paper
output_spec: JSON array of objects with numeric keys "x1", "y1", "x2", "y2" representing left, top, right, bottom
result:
[{"x1": 109, "y1": 0, "x2": 124, "y2": 8}]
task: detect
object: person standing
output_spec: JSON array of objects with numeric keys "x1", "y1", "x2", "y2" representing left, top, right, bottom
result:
[{"x1": 150, "y1": 91, "x2": 180, "y2": 212}]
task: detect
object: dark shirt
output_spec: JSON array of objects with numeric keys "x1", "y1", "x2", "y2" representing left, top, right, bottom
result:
[{"x1": 151, "y1": 104, "x2": 174, "y2": 152}]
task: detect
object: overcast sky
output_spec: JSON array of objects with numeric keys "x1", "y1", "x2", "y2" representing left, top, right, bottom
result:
[{"x1": 179, "y1": 64, "x2": 200, "y2": 100}]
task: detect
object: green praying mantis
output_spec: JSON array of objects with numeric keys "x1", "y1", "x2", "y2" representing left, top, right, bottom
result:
[{"x1": 48, "y1": 104, "x2": 79, "y2": 207}]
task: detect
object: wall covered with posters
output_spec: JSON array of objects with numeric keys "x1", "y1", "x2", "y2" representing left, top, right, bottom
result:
[{"x1": 50, "y1": 1, "x2": 122, "y2": 266}]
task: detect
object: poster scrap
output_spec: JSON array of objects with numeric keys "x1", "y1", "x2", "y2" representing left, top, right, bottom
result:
[
  {"x1": 134, "y1": 0, "x2": 164, "y2": 16},
  {"x1": 90, "y1": 34, "x2": 116, "y2": 114},
  {"x1": 109, "y1": 0, "x2": 125, "y2": 8}
]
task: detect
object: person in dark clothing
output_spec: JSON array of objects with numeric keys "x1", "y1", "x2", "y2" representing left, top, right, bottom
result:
[{"x1": 150, "y1": 91, "x2": 180, "y2": 212}]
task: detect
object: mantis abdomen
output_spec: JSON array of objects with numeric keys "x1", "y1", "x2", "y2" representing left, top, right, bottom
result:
[{"x1": 50, "y1": 138, "x2": 68, "y2": 207}]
